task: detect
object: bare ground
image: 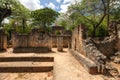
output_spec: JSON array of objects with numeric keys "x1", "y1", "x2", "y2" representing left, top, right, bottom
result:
[{"x1": 0, "y1": 48, "x2": 118, "y2": 80}]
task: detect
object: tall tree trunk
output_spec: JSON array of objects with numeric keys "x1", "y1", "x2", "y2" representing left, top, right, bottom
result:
[
  {"x1": 22, "y1": 18, "x2": 26, "y2": 32},
  {"x1": 43, "y1": 21, "x2": 46, "y2": 31},
  {"x1": 107, "y1": 0, "x2": 110, "y2": 29},
  {"x1": 92, "y1": 25, "x2": 97, "y2": 37}
]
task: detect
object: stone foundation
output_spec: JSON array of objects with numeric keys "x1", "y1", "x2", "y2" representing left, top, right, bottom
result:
[{"x1": 13, "y1": 47, "x2": 51, "y2": 53}]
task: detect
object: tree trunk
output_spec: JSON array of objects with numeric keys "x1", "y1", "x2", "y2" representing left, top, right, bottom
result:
[
  {"x1": 43, "y1": 21, "x2": 46, "y2": 31},
  {"x1": 107, "y1": 0, "x2": 110, "y2": 29},
  {"x1": 0, "y1": 19, "x2": 3, "y2": 26},
  {"x1": 92, "y1": 26, "x2": 97, "y2": 37},
  {"x1": 22, "y1": 18, "x2": 26, "y2": 32}
]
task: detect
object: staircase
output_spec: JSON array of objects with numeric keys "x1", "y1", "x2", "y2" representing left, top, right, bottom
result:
[{"x1": 0, "y1": 56, "x2": 54, "y2": 73}]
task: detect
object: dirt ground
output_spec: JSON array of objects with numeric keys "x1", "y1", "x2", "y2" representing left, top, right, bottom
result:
[{"x1": 0, "y1": 48, "x2": 118, "y2": 80}]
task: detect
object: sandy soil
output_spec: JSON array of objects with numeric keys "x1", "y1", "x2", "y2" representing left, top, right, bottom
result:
[{"x1": 0, "y1": 48, "x2": 117, "y2": 80}]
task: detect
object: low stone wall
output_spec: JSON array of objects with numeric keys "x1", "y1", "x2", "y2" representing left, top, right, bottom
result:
[
  {"x1": 0, "y1": 29, "x2": 7, "y2": 51},
  {"x1": 70, "y1": 49, "x2": 98, "y2": 74},
  {"x1": 12, "y1": 29, "x2": 52, "y2": 53}
]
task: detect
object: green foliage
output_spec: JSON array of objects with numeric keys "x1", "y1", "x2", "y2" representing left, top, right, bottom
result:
[
  {"x1": 110, "y1": 7, "x2": 120, "y2": 20},
  {"x1": 15, "y1": 25, "x2": 33, "y2": 34},
  {"x1": 0, "y1": 0, "x2": 31, "y2": 34},
  {"x1": 31, "y1": 7, "x2": 59, "y2": 30},
  {"x1": 109, "y1": 0, "x2": 120, "y2": 20},
  {"x1": 96, "y1": 26, "x2": 108, "y2": 37}
]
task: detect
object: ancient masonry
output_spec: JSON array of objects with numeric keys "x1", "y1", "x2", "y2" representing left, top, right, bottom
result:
[
  {"x1": 0, "y1": 21, "x2": 120, "y2": 75},
  {"x1": 70, "y1": 21, "x2": 120, "y2": 74},
  {"x1": 11, "y1": 26, "x2": 71, "y2": 53},
  {"x1": 0, "y1": 29, "x2": 7, "y2": 50},
  {"x1": 12, "y1": 29, "x2": 52, "y2": 53}
]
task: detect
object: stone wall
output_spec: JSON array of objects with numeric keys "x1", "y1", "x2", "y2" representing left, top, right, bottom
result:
[
  {"x1": 71, "y1": 24, "x2": 107, "y2": 74},
  {"x1": 108, "y1": 20, "x2": 120, "y2": 50},
  {"x1": 70, "y1": 21, "x2": 120, "y2": 74},
  {"x1": 0, "y1": 29, "x2": 7, "y2": 50},
  {"x1": 93, "y1": 37, "x2": 115, "y2": 56},
  {"x1": 71, "y1": 24, "x2": 87, "y2": 55},
  {"x1": 92, "y1": 20, "x2": 120, "y2": 56},
  {"x1": 12, "y1": 29, "x2": 52, "y2": 53},
  {"x1": 51, "y1": 35, "x2": 71, "y2": 48}
]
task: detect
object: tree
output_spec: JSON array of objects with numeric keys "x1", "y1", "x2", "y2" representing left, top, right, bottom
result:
[
  {"x1": 31, "y1": 7, "x2": 59, "y2": 31},
  {"x1": 68, "y1": 0, "x2": 108, "y2": 37},
  {"x1": 9, "y1": 0, "x2": 30, "y2": 32},
  {"x1": 56, "y1": 13, "x2": 71, "y2": 30},
  {"x1": 0, "y1": 0, "x2": 31, "y2": 33},
  {"x1": 0, "y1": 0, "x2": 12, "y2": 26},
  {"x1": 109, "y1": 0, "x2": 120, "y2": 21},
  {"x1": 11, "y1": 4, "x2": 30, "y2": 32},
  {"x1": 67, "y1": 0, "x2": 120, "y2": 37}
]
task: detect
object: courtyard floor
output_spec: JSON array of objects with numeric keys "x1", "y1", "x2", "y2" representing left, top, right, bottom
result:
[{"x1": 0, "y1": 48, "x2": 115, "y2": 80}]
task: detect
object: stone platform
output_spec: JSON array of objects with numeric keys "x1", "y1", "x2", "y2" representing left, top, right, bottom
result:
[
  {"x1": 0, "y1": 55, "x2": 54, "y2": 73},
  {"x1": 0, "y1": 62, "x2": 53, "y2": 73}
]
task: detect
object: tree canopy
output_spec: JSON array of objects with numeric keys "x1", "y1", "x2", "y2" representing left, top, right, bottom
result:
[
  {"x1": 57, "y1": 0, "x2": 120, "y2": 37},
  {"x1": 0, "y1": 0, "x2": 31, "y2": 33},
  {"x1": 31, "y1": 7, "x2": 59, "y2": 30}
]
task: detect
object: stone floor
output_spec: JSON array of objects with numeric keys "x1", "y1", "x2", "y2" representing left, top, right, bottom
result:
[{"x1": 0, "y1": 48, "x2": 117, "y2": 80}]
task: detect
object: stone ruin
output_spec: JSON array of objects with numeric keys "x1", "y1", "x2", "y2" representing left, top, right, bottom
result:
[
  {"x1": 70, "y1": 21, "x2": 120, "y2": 74},
  {"x1": 1, "y1": 20, "x2": 120, "y2": 76},
  {"x1": 12, "y1": 29, "x2": 52, "y2": 53},
  {"x1": 51, "y1": 26, "x2": 71, "y2": 48},
  {"x1": 0, "y1": 29, "x2": 7, "y2": 51},
  {"x1": 11, "y1": 27, "x2": 71, "y2": 53}
]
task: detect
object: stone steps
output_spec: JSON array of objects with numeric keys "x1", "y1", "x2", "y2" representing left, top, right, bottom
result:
[
  {"x1": 0, "y1": 56, "x2": 54, "y2": 73},
  {"x1": 0, "y1": 57, "x2": 54, "y2": 62}
]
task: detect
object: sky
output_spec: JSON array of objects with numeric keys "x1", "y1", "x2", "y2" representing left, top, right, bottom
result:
[
  {"x1": 18, "y1": 0, "x2": 81, "y2": 13},
  {"x1": 3, "y1": 0, "x2": 81, "y2": 23}
]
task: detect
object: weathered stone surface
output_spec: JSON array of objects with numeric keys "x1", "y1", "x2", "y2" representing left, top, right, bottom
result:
[
  {"x1": 13, "y1": 47, "x2": 51, "y2": 53},
  {"x1": 111, "y1": 51, "x2": 120, "y2": 64},
  {"x1": 0, "y1": 62, "x2": 53, "y2": 73},
  {"x1": 51, "y1": 35, "x2": 71, "y2": 48},
  {"x1": 109, "y1": 20, "x2": 120, "y2": 50},
  {"x1": 71, "y1": 24, "x2": 107, "y2": 74},
  {"x1": 70, "y1": 49, "x2": 98, "y2": 74},
  {"x1": 0, "y1": 56, "x2": 54, "y2": 62},
  {"x1": 12, "y1": 29, "x2": 52, "y2": 53},
  {"x1": 0, "y1": 29, "x2": 7, "y2": 51},
  {"x1": 57, "y1": 36, "x2": 63, "y2": 51},
  {"x1": 93, "y1": 38, "x2": 115, "y2": 56}
]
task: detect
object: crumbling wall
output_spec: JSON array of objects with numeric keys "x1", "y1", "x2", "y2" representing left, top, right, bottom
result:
[
  {"x1": 108, "y1": 20, "x2": 120, "y2": 50},
  {"x1": 93, "y1": 37, "x2": 115, "y2": 56},
  {"x1": 12, "y1": 29, "x2": 52, "y2": 53},
  {"x1": 71, "y1": 24, "x2": 107, "y2": 74},
  {"x1": 0, "y1": 29, "x2": 7, "y2": 50}
]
